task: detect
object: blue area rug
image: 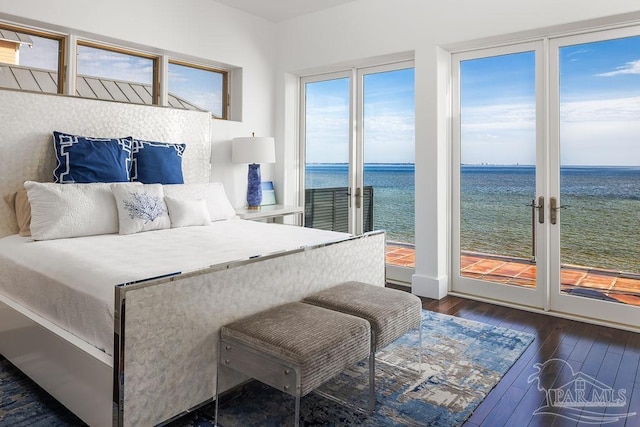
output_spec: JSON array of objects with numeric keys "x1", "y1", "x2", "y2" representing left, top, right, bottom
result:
[{"x1": 0, "y1": 310, "x2": 533, "y2": 427}]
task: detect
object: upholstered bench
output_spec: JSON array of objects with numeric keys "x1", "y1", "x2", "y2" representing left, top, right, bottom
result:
[
  {"x1": 302, "y1": 281, "x2": 422, "y2": 398},
  {"x1": 215, "y1": 302, "x2": 373, "y2": 427}
]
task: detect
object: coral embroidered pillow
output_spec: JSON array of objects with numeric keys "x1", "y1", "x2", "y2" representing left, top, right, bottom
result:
[
  {"x1": 131, "y1": 139, "x2": 186, "y2": 184},
  {"x1": 53, "y1": 131, "x2": 133, "y2": 183},
  {"x1": 112, "y1": 183, "x2": 170, "y2": 234}
]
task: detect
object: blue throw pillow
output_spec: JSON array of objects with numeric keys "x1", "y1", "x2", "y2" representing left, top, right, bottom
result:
[
  {"x1": 131, "y1": 139, "x2": 186, "y2": 185},
  {"x1": 53, "y1": 131, "x2": 133, "y2": 183}
]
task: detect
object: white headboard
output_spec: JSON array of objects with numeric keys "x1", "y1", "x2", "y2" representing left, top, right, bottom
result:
[{"x1": 0, "y1": 89, "x2": 212, "y2": 238}]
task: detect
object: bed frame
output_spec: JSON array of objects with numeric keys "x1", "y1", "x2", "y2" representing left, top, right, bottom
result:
[{"x1": 0, "y1": 89, "x2": 386, "y2": 426}]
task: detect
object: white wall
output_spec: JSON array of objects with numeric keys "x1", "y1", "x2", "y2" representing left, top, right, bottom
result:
[
  {"x1": 0, "y1": 0, "x2": 277, "y2": 208},
  {"x1": 274, "y1": 0, "x2": 640, "y2": 298}
]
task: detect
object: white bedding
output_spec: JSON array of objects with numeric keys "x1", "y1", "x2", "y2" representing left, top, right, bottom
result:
[{"x1": 0, "y1": 219, "x2": 349, "y2": 356}]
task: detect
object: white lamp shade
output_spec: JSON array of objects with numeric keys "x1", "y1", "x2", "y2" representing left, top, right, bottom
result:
[{"x1": 232, "y1": 136, "x2": 276, "y2": 164}]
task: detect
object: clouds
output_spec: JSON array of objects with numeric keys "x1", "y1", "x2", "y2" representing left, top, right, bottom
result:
[
  {"x1": 305, "y1": 99, "x2": 415, "y2": 164},
  {"x1": 364, "y1": 111, "x2": 415, "y2": 163},
  {"x1": 77, "y1": 45, "x2": 153, "y2": 85},
  {"x1": 461, "y1": 97, "x2": 640, "y2": 166},
  {"x1": 305, "y1": 69, "x2": 415, "y2": 164},
  {"x1": 18, "y1": 35, "x2": 59, "y2": 71},
  {"x1": 167, "y1": 63, "x2": 223, "y2": 114},
  {"x1": 560, "y1": 120, "x2": 640, "y2": 166},
  {"x1": 461, "y1": 101, "x2": 535, "y2": 165},
  {"x1": 560, "y1": 96, "x2": 640, "y2": 122},
  {"x1": 305, "y1": 96, "x2": 350, "y2": 163},
  {"x1": 596, "y1": 59, "x2": 640, "y2": 77}
]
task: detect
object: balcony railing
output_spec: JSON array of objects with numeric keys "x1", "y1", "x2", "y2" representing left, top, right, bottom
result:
[{"x1": 304, "y1": 186, "x2": 373, "y2": 233}]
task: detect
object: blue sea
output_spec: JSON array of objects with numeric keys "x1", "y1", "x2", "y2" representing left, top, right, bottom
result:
[
  {"x1": 306, "y1": 163, "x2": 415, "y2": 244},
  {"x1": 306, "y1": 164, "x2": 640, "y2": 274}
]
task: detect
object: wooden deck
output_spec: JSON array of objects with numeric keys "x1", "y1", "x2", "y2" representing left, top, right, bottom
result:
[{"x1": 386, "y1": 244, "x2": 640, "y2": 307}]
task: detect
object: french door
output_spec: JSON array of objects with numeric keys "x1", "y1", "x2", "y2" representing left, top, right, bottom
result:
[
  {"x1": 300, "y1": 61, "x2": 416, "y2": 283},
  {"x1": 548, "y1": 28, "x2": 640, "y2": 326},
  {"x1": 452, "y1": 27, "x2": 640, "y2": 328},
  {"x1": 452, "y1": 42, "x2": 547, "y2": 309}
]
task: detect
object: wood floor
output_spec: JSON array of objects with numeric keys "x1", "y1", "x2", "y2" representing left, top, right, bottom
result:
[{"x1": 417, "y1": 293, "x2": 640, "y2": 427}]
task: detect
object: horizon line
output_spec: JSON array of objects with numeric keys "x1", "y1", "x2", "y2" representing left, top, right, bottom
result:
[{"x1": 305, "y1": 162, "x2": 638, "y2": 167}]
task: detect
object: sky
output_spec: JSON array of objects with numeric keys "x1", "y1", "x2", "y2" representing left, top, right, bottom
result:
[
  {"x1": 461, "y1": 35, "x2": 640, "y2": 166},
  {"x1": 306, "y1": 34, "x2": 640, "y2": 166},
  {"x1": 305, "y1": 67, "x2": 415, "y2": 164}
]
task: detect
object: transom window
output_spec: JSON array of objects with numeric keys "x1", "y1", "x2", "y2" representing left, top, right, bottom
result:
[
  {"x1": 168, "y1": 61, "x2": 228, "y2": 119},
  {"x1": 0, "y1": 24, "x2": 64, "y2": 93},
  {"x1": 0, "y1": 22, "x2": 231, "y2": 120},
  {"x1": 76, "y1": 42, "x2": 158, "y2": 105}
]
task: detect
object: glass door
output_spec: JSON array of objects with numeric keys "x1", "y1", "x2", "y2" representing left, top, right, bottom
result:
[
  {"x1": 452, "y1": 43, "x2": 547, "y2": 309},
  {"x1": 301, "y1": 62, "x2": 416, "y2": 283},
  {"x1": 359, "y1": 64, "x2": 415, "y2": 283},
  {"x1": 301, "y1": 72, "x2": 354, "y2": 234},
  {"x1": 549, "y1": 29, "x2": 640, "y2": 325}
]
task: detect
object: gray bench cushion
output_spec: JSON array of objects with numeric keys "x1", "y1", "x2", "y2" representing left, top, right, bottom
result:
[
  {"x1": 220, "y1": 302, "x2": 370, "y2": 396},
  {"x1": 303, "y1": 281, "x2": 422, "y2": 350}
]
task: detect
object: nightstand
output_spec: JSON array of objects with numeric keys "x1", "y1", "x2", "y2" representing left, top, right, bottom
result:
[{"x1": 235, "y1": 205, "x2": 304, "y2": 224}]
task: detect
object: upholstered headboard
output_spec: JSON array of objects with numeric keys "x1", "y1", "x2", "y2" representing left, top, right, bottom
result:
[{"x1": 0, "y1": 89, "x2": 212, "y2": 238}]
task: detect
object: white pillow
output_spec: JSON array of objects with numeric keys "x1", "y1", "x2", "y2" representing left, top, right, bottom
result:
[
  {"x1": 24, "y1": 181, "x2": 122, "y2": 240},
  {"x1": 112, "y1": 183, "x2": 171, "y2": 234},
  {"x1": 164, "y1": 196, "x2": 211, "y2": 228},
  {"x1": 163, "y1": 182, "x2": 236, "y2": 222}
]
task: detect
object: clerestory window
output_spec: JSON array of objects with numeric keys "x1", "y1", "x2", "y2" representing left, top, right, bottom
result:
[
  {"x1": 168, "y1": 60, "x2": 228, "y2": 119},
  {"x1": 0, "y1": 24, "x2": 64, "y2": 94},
  {"x1": 76, "y1": 42, "x2": 158, "y2": 106},
  {"x1": 0, "y1": 22, "x2": 232, "y2": 120}
]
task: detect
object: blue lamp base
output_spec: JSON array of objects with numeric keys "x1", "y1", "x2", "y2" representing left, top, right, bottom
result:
[{"x1": 246, "y1": 163, "x2": 262, "y2": 209}]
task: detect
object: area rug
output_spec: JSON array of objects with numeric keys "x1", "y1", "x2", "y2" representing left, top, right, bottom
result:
[
  {"x1": 193, "y1": 310, "x2": 534, "y2": 427},
  {"x1": 0, "y1": 310, "x2": 534, "y2": 427}
]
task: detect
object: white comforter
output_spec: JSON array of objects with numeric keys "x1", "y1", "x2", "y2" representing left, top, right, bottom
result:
[{"x1": 0, "y1": 219, "x2": 349, "y2": 356}]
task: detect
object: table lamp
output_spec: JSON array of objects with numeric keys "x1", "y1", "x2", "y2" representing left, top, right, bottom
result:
[{"x1": 232, "y1": 133, "x2": 276, "y2": 209}]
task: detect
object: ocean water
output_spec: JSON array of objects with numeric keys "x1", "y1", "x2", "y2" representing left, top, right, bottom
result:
[
  {"x1": 306, "y1": 164, "x2": 415, "y2": 244},
  {"x1": 306, "y1": 164, "x2": 640, "y2": 274}
]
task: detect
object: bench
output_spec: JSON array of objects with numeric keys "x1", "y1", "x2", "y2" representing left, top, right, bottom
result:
[
  {"x1": 303, "y1": 281, "x2": 423, "y2": 393},
  {"x1": 215, "y1": 302, "x2": 373, "y2": 427}
]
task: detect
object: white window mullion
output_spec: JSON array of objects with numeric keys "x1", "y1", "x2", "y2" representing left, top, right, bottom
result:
[{"x1": 158, "y1": 55, "x2": 169, "y2": 107}]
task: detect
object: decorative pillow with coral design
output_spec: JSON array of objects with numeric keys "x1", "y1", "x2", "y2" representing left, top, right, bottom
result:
[{"x1": 112, "y1": 183, "x2": 171, "y2": 235}]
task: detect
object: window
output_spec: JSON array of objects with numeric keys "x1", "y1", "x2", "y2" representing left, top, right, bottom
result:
[
  {"x1": 76, "y1": 42, "x2": 157, "y2": 105},
  {"x1": 0, "y1": 24, "x2": 64, "y2": 93},
  {"x1": 0, "y1": 21, "x2": 233, "y2": 119},
  {"x1": 168, "y1": 61, "x2": 228, "y2": 119}
]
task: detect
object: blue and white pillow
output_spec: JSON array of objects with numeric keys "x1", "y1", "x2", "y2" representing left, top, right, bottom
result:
[
  {"x1": 111, "y1": 183, "x2": 171, "y2": 234},
  {"x1": 53, "y1": 131, "x2": 133, "y2": 183},
  {"x1": 131, "y1": 139, "x2": 186, "y2": 185}
]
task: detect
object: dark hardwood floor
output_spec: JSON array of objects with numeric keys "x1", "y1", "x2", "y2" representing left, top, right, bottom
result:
[{"x1": 417, "y1": 294, "x2": 640, "y2": 427}]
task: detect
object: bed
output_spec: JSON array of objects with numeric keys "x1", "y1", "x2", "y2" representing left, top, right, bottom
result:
[{"x1": 0, "y1": 89, "x2": 386, "y2": 426}]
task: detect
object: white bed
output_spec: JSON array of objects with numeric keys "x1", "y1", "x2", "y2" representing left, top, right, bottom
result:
[
  {"x1": 0, "y1": 220, "x2": 351, "y2": 356},
  {"x1": 0, "y1": 89, "x2": 386, "y2": 426}
]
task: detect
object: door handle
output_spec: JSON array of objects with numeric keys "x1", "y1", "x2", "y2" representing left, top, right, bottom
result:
[
  {"x1": 355, "y1": 187, "x2": 362, "y2": 209},
  {"x1": 537, "y1": 196, "x2": 544, "y2": 224},
  {"x1": 550, "y1": 197, "x2": 568, "y2": 225}
]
